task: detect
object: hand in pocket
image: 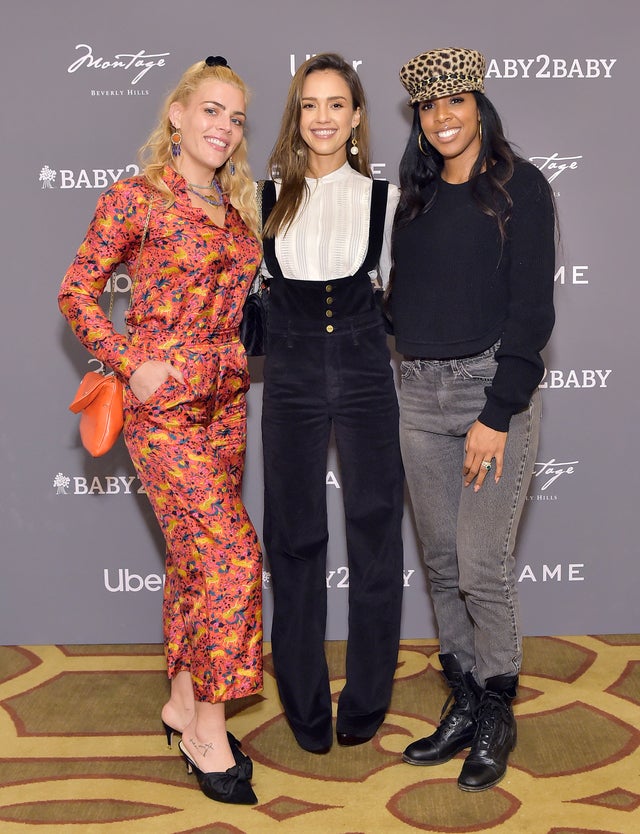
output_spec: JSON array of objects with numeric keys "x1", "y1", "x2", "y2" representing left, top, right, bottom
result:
[{"x1": 129, "y1": 360, "x2": 185, "y2": 404}]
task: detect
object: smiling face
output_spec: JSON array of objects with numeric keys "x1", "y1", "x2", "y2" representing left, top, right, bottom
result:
[
  {"x1": 169, "y1": 79, "x2": 246, "y2": 183},
  {"x1": 419, "y1": 92, "x2": 481, "y2": 176},
  {"x1": 299, "y1": 69, "x2": 361, "y2": 176}
]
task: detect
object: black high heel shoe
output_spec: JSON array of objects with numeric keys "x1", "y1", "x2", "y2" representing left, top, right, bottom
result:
[
  {"x1": 162, "y1": 721, "x2": 181, "y2": 748},
  {"x1": 226, "y1": 732, "x2": 253, "y2": 778},
  {"x1": 178, "y1": 740, "x2": 257, "y2": 805},
  {"x1": 163, "y1": 724, "x2": 251, "y2": 775}
]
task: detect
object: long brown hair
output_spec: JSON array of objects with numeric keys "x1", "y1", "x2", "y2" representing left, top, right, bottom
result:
[
  {"x1": 263, "y1": 53, "x2": 371, "y2": 238},
  {"x1": 138, "y1": 60, "x2": 259, "y2": 238}
]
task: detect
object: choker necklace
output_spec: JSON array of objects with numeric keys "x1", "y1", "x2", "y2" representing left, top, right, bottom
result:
[
  {"x1": 187, "y1": 178, "x2": 224, "y2": 207},
  {"x1": 188, "y1": 178, "x2": 220, "y2": 191}
]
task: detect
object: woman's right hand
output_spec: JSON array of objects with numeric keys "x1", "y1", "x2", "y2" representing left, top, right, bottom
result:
[{"x1": 129, "y1": 360, "x2": 185, "y2": 403}]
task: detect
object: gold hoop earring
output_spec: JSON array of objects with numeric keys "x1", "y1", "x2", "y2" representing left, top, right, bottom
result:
[
  {"x1": 478, "y1": 120, "x2": 483, "y2": 141},
  {"x1": 418, "y1": 133, "x2": 430, "y2": 156}
]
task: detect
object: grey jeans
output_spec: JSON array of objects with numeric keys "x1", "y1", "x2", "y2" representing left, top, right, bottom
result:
[{"x1": 399, "y1": 343, "x2": 541, "y2": 684}]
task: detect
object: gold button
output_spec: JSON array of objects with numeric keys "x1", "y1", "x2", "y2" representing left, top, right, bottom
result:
[
  {"x1": 325, "y1": 310, "x2": 333, "y2": 318},
  {"x1": 326, "y1": 324, "x2": 334, "y2": 333},
  {"x1": 326, "y1": 296, "x2": 333, "y2": 304},
  {"x1": 325, "y1": 284, "x2": 333, "y2": 292}
]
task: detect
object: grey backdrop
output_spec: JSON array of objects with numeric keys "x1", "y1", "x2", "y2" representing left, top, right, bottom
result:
[{"x1": 1, "y1": 0, "x2": 637, "y2": 644}]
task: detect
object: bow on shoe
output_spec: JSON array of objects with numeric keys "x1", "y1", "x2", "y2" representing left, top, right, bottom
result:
[
  {"x1": 197, "y1": 763, "x2": 249, "y2": 799},
  {"x1": 178, "y1": 740, "x2": 257, "y2": 805}
]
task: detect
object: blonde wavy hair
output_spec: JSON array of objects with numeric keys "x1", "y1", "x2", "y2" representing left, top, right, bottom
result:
[{"x1": 139, "y1": 60, "x2": 259, "y2": 239}]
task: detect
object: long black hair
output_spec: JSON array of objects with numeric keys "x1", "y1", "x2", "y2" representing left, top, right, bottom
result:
[{"x1": 394, "y1": 91, "x2": 522, "y2": 242}]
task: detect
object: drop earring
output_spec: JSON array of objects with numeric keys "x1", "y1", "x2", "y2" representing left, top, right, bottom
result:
[
  {"x1": 170, "y1": 129, "x2": 182, "y2": 158},
  {"x1": 229, "y1": 157, "x2": 236, "y2": 176},
  {"x1": 350, "y1": 128, "x2": 359, "y2": 156}
]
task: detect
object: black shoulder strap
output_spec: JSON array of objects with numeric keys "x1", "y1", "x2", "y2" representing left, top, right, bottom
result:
[{"x1": 361, "y1": 179, "x2": 390, "y2": 274}]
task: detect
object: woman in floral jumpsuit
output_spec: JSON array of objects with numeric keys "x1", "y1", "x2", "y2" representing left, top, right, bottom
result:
[{"x1": 59, "y1": 58, "x2": 262, "y2": 804}]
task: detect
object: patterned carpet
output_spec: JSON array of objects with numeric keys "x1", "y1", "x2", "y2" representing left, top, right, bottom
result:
[{"x1": 1, "y1": 636, "x2": 639, "y2": 833}]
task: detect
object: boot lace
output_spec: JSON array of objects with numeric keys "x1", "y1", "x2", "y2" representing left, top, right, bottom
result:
[{"x1": 475, "y1": 692, "x2": 511, "y2": 748}]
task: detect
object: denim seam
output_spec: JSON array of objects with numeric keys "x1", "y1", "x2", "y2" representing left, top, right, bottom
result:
[{"x1": 500, "y1": 399, "x2": 534, "y2": 675}]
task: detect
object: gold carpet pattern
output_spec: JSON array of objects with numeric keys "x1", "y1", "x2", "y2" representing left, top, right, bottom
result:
[{"x1": 1, "y1": 636, "x2": 639, "y2": 833}]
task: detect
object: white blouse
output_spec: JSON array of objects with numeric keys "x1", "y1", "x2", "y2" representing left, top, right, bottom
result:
[{"x1": 266, "y1": 162, "x2": 399, "y2": 288}]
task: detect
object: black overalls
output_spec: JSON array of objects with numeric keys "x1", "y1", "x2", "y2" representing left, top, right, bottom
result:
[{"x1": 260, "y1": 179, "x2": 404, "y2": 752}]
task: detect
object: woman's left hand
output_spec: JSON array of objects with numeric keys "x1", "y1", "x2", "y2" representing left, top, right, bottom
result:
[{"x1": 463, "y1": 420, "x2": 508, "y2": 492}]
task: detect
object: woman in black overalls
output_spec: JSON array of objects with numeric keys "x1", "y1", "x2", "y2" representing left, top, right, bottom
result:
[{"x1": 260, "y1": 53, "x2": 404, "y2": 754}]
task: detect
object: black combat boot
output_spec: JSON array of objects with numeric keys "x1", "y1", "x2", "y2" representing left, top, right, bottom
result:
[
  {"x1": 403, "y1": 653, "x2": 480, "y2": 766},
  {"x1": 457, "y1": 673, "x2": 518, "y2": 791}
]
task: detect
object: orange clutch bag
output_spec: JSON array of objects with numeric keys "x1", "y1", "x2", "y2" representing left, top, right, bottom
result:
[
  {"x1": 68, "y1": 371, "x2": 124, "y2": 457},
  {"x1": 67, "y1": 200, "x2": 152, "y2": 457}
]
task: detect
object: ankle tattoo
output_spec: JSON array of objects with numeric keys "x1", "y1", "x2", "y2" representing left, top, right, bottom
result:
[{"x1": 190, "y1": 737, "x2": 215, "y2": 758}]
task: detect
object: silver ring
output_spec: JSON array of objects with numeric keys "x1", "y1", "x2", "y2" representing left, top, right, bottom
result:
[{"x1": 481, "y1": 461, "x2": 492, "y2": 472}]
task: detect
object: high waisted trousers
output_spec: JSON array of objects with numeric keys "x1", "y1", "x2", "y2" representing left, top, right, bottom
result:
[
  {"x1": 123, "y1": 330, "x2": 262, "y2": 704},
  {"x1": 262, "y1": 309, "x2": 404, "y2": 751}
]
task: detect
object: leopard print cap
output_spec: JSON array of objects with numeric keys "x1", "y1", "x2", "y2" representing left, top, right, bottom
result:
[{"x1": 399, "y1": 47, "x2": 486, "y2": 105}]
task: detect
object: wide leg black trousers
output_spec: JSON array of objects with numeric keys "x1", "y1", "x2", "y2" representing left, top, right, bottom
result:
[{"x1": 262, "y1": 310, "x2": 404, "y2": 751}]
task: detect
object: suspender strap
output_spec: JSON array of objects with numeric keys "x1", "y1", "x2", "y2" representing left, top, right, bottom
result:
[
  {"x1": 260, "y1": 180, "x2": 283, "y2": 280},
  {"x1": 260, "y1": 177, "x2": 390, "y2": 280},
  {"x1": 261, "y1": 178, "x2": 278, "y2": 223},
  {"x1": 360, "y1": 179, "x2": 390, "y2": 275}
]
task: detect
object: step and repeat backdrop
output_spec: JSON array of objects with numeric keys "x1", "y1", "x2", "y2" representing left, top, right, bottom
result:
[{"x1": 1, "y1": 0, "x2": 637, "y2": 644}]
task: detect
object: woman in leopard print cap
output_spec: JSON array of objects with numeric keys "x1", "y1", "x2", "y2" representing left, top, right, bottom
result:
[{"x1": 391, "y1": 47, "x2": 556, "y2": 792}]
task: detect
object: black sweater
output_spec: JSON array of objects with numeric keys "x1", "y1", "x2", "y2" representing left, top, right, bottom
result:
[{"x1": 391, "y1": 161, "x2": 555, "y2": 432}]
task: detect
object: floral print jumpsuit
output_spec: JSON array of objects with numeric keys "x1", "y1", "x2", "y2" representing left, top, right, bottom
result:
[{"x1": 59, "y1": 167, "x2": 263, "y2": 703}]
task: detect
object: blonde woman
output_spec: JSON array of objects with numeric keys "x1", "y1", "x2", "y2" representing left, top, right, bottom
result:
[{"x1": 59, "y1": 57, "x2": 262, "y2": 805}]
